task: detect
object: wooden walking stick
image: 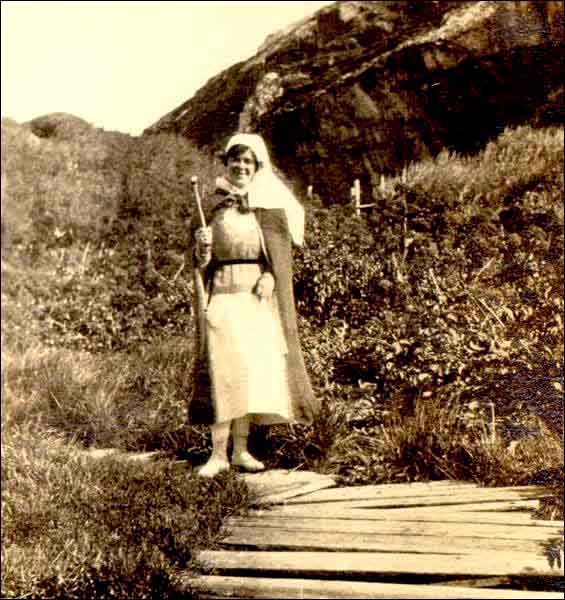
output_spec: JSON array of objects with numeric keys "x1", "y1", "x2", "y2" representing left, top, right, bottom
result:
[{"x1": 191, "y1": 175, "x2": 209, "y2": 356}]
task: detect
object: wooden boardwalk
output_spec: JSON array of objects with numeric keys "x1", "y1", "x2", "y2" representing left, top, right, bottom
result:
[{"x1": 187, "y1": 471, "x2": 564, "y2": 599}]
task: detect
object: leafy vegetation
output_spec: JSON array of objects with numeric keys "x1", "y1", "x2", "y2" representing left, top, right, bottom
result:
[
  {"x1": 290, "y1": 125, "x2": 563, "y2": 491},
  {"x1": 1, "y1": 116, "x2": 563, "y2": 597},
  {"x1": 1, "y1": 116, "x2": 221, "y2": 352}
]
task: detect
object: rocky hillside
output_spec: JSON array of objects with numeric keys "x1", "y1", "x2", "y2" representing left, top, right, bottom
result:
[{"x1": 145, "y1": 0, "x2": 564, "y2": 202}]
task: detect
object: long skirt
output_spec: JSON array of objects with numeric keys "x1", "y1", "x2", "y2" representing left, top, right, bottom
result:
[{"x1": 205, "y1": 291, "x2": 292, "y2": 425}]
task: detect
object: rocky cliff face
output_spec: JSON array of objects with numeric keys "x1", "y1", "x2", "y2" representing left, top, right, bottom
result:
[{"x1": 145, "y1": 1, "x2": 563, "y2": 202}]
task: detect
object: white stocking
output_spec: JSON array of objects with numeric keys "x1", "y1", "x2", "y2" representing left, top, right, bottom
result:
[
  {"x1": 231, "y1": 416, "x2": 265, "y2": 472},
  {"x1": 198, "y1": 421, "x2": 231, "y2": 477}
]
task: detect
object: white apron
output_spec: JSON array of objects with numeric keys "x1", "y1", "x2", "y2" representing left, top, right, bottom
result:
[{"x1": 206, "y1": 206, "x2": 291, "y2": 425}]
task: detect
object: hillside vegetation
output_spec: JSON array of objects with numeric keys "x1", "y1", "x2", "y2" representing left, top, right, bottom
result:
[{"x1": 2, "y1": 116, "x2": 563, "y2": 597}]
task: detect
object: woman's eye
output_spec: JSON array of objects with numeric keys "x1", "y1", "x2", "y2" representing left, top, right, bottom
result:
[{"x1": 228, "y1": 155, "x2": 255, "y2": 168}]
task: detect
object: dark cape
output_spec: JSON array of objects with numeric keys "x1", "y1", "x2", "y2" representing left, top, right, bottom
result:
[{"x1": 187, "y1": 191, "x2": 318, "y2": 426}]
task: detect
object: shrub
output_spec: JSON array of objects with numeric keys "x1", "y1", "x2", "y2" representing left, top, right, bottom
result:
[
  {"x1": 295, "y1": 125, "x2": 563, "y2": 432},
  {"x1": 2, "y1": 119, "x2": 220, "y2": 353},
  {"x1": 294, "y1": 204, "x2": 381, "y2": 328},
  {"x1": 285, "y1": 126, "x2": 564, "y2": 501},
  {"x1": 1, "y1": 117, "x2": 131, "y2": 259}
]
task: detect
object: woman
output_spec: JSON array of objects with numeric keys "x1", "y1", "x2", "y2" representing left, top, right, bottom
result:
[{"x1": 188, "y1": 133, "x2": 318, "y2": 477}]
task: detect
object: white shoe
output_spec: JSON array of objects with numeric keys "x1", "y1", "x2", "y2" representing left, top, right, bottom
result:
[
  {"x1": 232, "y1": 451, "x2": 265, "y2": 472},
  {"x1": 197, "y1": 458, "x2": 230, "y2": 478}
]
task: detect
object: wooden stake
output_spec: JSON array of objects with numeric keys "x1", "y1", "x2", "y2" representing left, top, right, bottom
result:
[{"x1": 351, "y1": 179, "x2": 361, "y2": 216}]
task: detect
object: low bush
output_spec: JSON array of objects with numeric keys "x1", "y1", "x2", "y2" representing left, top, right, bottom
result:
[
  {"x1": 1, "y1": 118, "x2": 218, "y2": 352},
  {"x1": 284, "y1": 125, "x2": 564, "y2": 498},
  {"x1": 368, "y1": 398, "x2": 564, "y2": 486},
  {"x1": 294, "y1": 124, "x2": 563, "y2": 433}
]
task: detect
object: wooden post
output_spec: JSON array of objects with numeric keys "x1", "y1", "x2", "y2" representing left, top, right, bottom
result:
[
  {"x1": 350, "y1": 186, "x2": 358, "y2": 216},
  {"x1": 351, "y1": 179, "x2": 361, "y2": 216},
  {"x1": 401, "y1": 166, "x2": 408, "y2": 184}
]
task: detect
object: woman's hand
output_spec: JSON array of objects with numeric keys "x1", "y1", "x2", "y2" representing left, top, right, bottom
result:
[
  {"x1": 194, "y1": 226, "x2": 212, "y2": 267},
  {"x1": 255, "y1": 272, "x2": 275, "y2": 301}
]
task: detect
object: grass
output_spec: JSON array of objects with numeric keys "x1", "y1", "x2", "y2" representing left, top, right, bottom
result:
[
  {"x1": 1, "y1": 421, "x2": 249, "y2": 599},
  {"x1": 375, "y1": 398, "x2": 563, "y2": 487},
  {"x1": 250, "y1": 386, "x2": 564, "y2": 499}
]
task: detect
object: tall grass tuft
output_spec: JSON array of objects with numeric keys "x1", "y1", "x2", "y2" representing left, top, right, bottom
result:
[
  {"x1": 376, "y1": 398, "x2": 564, "y2": 486},
  {"x1": 1, "y1": 334, "x2": 199, "y2": 451}
]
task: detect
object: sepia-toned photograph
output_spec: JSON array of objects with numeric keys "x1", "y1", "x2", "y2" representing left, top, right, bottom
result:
[{"x1": 1, "y1": 1, "x2": 563, "y2": 598}]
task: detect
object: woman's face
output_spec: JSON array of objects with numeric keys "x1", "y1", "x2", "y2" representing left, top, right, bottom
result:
[{"x1": 226, "y1": 149, "x2": 257, "y2": 189}]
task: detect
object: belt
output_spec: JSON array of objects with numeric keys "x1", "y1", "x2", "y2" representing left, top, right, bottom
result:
[
  {"x1": 214, "y1": 258, "x2": 266, "y2": 267},
  {"x1": 208, "y1": 258, "x2": 267, "y2": 302}
]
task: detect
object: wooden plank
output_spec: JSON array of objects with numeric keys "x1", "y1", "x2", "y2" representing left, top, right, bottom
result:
[
  {"x1": 278, "y1": 489, "x2": 549, "y2": 509},
  {"x1": 198, "y1": 549, "x2": 564, "y2": 578},
  {"x1": 239, "y1": 469, "x2": 335, "y2": 490},
  {"x1": 226, "y1": 517, "x2": 564, "y2": 541},
  {"x1": 245, "y1": 508, "x2": 561, "y2": 527},
  {"x1": 390, "y1": 510, "x2": 555, "y2": 525},
  {"x1": 270, "y1": 499, "x2": 542, "y2": 516},
  {"x1": 239, "y1": 470, "x2": 336, "y2": 504},
  {"x1": 221, "y1": 526, "x2": 548, "y2": 555},
  {"x1": 245, "y1": 478, "x2": 474, "y2": 504},
  {"x1": 186, "y1": 576, "x2": 564, "y2": 599},
  {"x1": 287, "y1": 484, "x2": 549, "y2": 505},
  {"x1": 252, "y1": 479, "x2": 337, "y2": 506},
  {"x1": 261, "y1": 503, "x2": 542, "y2": 522},
  {"x1": 251, "y1": 502, "x2": 544, "y2": 522},
  {"x1": 384, "y1": 499, "x2": 542, "y2": 511}
]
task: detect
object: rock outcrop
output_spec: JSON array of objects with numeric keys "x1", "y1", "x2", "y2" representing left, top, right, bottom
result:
[{"x1": 145, "y1": 1, "x2": 563, "y2": 202}]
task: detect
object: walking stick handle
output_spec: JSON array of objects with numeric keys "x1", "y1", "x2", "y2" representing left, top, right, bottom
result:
[{"x1": 191, "y1": 176, "x2": 207, "y2": 228}]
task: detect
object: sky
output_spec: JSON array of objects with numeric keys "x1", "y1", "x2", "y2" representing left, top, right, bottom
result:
[{"x1": 1, "y1": 0, "x2": 333, "y2": 135}]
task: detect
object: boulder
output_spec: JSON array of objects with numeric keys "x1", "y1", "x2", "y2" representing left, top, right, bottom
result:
[{"x1": 145, "y1": 1, "x2": 563, "y2": 202}]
